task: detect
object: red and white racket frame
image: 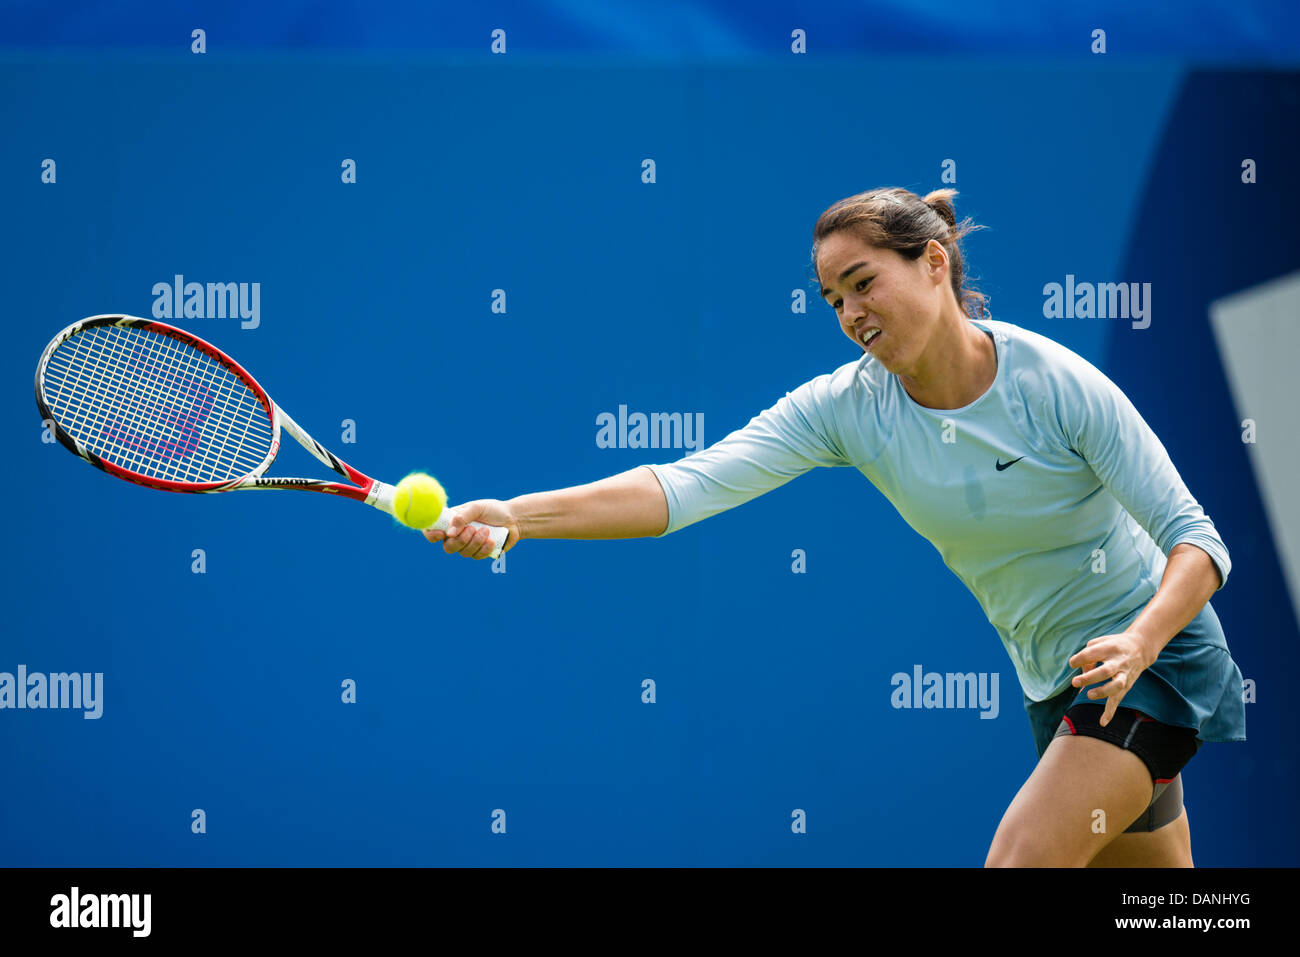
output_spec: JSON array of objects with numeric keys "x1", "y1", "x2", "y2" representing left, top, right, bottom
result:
[{"x1": 35, "y1": 314, "x2": 509, "y2": 558}]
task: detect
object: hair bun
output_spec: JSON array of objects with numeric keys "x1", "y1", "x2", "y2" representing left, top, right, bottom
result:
[{"x1": 925, "y1": 196, "x2": 957, "y2": 228}]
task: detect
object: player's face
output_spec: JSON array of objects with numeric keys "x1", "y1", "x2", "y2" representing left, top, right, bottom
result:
[{"x1": 816, "y1": 231, "x2": 948, "y2": 374}]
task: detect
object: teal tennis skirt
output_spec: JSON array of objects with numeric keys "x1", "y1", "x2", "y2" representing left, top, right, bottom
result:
[{"x1": 1024, "y1": 601, "x2": 1246, "y2": 759}]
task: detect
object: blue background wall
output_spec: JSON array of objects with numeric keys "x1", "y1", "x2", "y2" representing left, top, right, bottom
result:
[{"x1": 1, "y1": 1, "x2": 1296, "y2": 866}]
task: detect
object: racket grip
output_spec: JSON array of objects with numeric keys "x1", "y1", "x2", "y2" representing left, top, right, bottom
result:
[{"x1": 427, "y1": 511, "x2": 509, "y2": 559}]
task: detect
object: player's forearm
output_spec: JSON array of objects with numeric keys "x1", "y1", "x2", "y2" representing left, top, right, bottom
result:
[
  {"x1": 511, "y1": 466, "x2": 669, "y2": 540},
  {"x1": 1129, "y1": 543, "x2": 1222, "y2": 660}
]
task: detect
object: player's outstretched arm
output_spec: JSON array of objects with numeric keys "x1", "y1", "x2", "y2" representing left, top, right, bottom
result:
[{"x1": 424, "y1": 466, "x2": 668, "y2": 559}]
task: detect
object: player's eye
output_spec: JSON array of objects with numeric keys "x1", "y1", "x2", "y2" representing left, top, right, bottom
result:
[{"x1": 831, "y1": 278, "x2": 871, "y2": 311}]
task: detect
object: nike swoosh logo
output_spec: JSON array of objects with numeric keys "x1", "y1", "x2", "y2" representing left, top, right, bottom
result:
[{"x1": 995, "y1": 456, "x2": 1025, "y2": 471}]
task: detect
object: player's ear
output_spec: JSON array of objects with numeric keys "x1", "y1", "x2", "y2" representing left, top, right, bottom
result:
[{"x1": 924, "y1": 240, "x2": 949, "y2": 282}]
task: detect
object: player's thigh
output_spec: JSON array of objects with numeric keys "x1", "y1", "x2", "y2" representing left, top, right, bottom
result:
[
  {"x1": 1088, "y1": 807, "x2": 1193, "y2": 868},
  {"x1": 986, "y1": 733, "x2": 1153, "y2": 867}
]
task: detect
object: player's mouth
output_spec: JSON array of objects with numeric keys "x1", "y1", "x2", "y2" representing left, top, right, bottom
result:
[{"x1": 859, "y1": 327, "x2": 882, "y2": 351}]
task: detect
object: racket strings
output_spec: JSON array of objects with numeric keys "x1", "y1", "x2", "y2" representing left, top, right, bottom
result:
[{"x1": 42, "y1": 326, "x2": 274, "y2": 483}]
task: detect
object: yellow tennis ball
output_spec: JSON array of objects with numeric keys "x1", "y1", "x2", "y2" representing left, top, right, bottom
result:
[{"x1": 392, "y1": 472, "x2": 447, "y2": 530}]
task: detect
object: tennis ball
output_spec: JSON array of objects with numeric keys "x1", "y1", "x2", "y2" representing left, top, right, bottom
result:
[{"x1": 392, "y1": 472, "x2": 447, "y2": 530}]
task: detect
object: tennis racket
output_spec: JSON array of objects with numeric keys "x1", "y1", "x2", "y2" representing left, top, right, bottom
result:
[{"x1": 34, "y1": 314, "x2": 509, "y2": 557}]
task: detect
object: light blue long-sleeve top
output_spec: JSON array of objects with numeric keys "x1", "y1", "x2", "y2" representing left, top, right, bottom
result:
[{"x1": 643, "y1": 319, "x2": 1231, "y2": 702}]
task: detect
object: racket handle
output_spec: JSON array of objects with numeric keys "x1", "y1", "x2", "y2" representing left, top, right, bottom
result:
[
  {"x1": 366, "y1": 482, "x2": 508, "y2": 559},
  {"x1": 427, "y1": 511, "x2": 509, "y2": 559}
]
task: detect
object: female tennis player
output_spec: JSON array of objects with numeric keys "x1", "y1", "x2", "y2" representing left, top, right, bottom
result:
[{"x1": 427, "y1": 186, "x2": 1246, "y2": 867}]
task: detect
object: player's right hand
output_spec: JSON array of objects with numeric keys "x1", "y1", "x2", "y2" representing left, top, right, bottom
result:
[{"x1": 424, "y1": 498, "x2": 520, "y2": 559}]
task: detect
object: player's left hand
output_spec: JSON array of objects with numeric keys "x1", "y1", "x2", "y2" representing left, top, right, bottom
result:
[{"x1": 1068, "y1": 630, "x2": 1155, "y2": 727}]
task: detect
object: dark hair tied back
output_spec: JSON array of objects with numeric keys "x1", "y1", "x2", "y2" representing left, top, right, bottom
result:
[{"x1": 811, "y1": 186, "x2": 987, "y2": 321}]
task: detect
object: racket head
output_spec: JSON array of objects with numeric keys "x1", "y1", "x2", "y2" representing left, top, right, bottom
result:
[{"x1": 35, "y1": 315, "x2": 281, "y2": 492}]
